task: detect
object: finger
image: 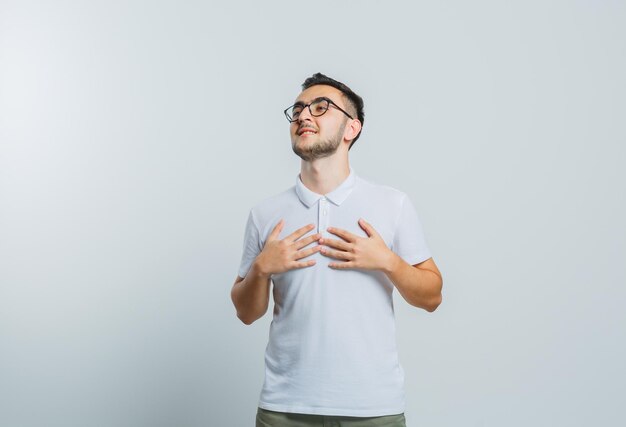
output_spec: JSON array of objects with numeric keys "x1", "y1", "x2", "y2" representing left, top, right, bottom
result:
[
  {"x1": 268, "y1": 219, "x2": 284, "y2": 241},
  {"x1": 294, "y1": 245, "x2": 322, "y2": 260},
  {"x1": 290, "y1": 259, "x2": 317, "y2": 269},
  {"x1": 320, "y1": 247, "x2": 353, "y2": 260},
  {"x1": 286, "y1": 223, "x2": 316, "y2": 243},
  {"x1": 326, "y1": 226, "x2": 356, "y2": 243},
  {"x1": 358, "y1": 218, "x2": 378, "y2": 238},
  {"x1": 318, "y1": 237, "x2": 350, "y2": 251},
  {"x1": 328, "y1": 261, "x2": 354, "y2": 269},
  {"x1": 293, "y1": 233, "x2": 322, "y2": 250}
]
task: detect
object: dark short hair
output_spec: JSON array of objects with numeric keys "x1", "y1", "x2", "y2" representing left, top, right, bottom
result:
[{"x1": 301, "y1": 72, "x2": 365, "y2": 149}]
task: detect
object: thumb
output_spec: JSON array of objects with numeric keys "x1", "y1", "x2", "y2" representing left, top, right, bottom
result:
[
  {"x1": 358, "y1": 218, "x2": 376, "y2": 237},
  {"x1": 268, "y1": 219, "x2": 284, "y2": 240}
]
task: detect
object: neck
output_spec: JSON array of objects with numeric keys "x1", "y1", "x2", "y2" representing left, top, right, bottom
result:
[{"x1": 299, "y1": 156, "x2": 350, "y2": 195}]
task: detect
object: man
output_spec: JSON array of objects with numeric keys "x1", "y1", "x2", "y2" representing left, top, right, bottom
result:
[{"x1": 231, "y1": 73, "x2": 443, "y2": 427}]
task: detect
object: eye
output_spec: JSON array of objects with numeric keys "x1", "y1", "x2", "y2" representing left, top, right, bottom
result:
[
  {"x1": 291, "y1": 106, "x2": 303, "y2": 118},
  {"x1": 311, "y1": 100, "x2": 328, "y2": 115}
]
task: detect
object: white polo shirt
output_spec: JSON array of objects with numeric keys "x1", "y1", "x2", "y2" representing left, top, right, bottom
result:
[{"x1": 238, "y1": 167, "x2": 431, "y2": 417}]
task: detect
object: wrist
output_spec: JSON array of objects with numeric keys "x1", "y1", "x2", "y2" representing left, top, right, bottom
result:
[
  {"x1": 251, "y1": 258, "x2": 272, "y2": 279},
  {"x1": 382, "y1": 251, "x2": 402, "y2": 275}
]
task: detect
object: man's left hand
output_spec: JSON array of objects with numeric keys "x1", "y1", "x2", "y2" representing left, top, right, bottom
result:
[{"x1": 320, "y1": 218, "x2": 396, "y2": 272}]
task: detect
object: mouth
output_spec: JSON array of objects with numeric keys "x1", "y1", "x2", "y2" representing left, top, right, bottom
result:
[{"x1": 297, "y1": 128, "x2": 317, "y2": 136}]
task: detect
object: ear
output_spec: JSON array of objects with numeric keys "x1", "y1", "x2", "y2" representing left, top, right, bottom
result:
[{"x1": 343, "y1": 119, "x2": 362, "y2": 143}]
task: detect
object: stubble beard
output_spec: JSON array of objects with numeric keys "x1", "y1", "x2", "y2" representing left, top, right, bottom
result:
[{"x1": 292, "y1": 122, "x2": 346, "y2": 162}]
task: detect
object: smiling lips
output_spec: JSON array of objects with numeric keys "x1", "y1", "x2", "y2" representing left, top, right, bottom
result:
[{"x1": 297, "y1": 127, "x2": 317, "y2": 136}]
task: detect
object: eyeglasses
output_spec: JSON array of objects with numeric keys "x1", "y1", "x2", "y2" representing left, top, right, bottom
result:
[{"x1": 284, "y1": 97, "x2": 354, "y2": 123}]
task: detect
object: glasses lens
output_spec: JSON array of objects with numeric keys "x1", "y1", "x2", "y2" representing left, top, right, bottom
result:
[
  {"x1": 310, "y1": 99, "x2": 329, "y2": 117},
  {"x1": 288, "y1": 105, "x2": 303, "y2": 121}
]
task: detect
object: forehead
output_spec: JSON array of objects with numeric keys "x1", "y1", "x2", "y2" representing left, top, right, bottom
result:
[{"x1": 295, "y1": 84, "x2": 345, "y2": 106}]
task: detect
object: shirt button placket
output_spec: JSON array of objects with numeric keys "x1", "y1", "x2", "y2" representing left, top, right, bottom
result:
[{"x1": 319, "y1": 197, "x2": 329, "y2": 236}]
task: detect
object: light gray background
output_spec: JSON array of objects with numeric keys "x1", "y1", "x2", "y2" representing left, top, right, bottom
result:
[{"x1": 1, "y1": 1, "x2": 624, "y2": 426}]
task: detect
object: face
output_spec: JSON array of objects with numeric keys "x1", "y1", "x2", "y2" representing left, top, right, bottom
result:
[{"x1": 289, "y1": 85, "x2": 352, "y2": 162}]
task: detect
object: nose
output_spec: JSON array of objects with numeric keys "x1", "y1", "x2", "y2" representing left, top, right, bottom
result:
[{"x1": 297, "y1": 105, "x2": 314, "y2": 122}]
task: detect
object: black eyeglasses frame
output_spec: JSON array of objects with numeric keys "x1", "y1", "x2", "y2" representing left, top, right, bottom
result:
[{"x1": 284, "y1": 97, "x2": 354, "y2": 123}]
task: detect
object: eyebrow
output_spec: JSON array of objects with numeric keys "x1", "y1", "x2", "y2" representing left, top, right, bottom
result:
[{"x1": 293, "y1": 96, "x2": 331, "y2": 107}]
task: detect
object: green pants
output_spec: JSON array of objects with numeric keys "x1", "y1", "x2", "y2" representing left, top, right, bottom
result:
[{"x1": 256, "y1": 407, "x2": 407, "y2": 427}]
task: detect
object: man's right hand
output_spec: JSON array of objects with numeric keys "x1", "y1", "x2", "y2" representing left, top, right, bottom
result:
[{"x1": 255, "y1": 220, "x2": 322, "y2": 276}]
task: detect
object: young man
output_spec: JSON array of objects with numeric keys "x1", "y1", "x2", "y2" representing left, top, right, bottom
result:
[{"x1": 231, "y1": 73, "x2": 443, "y2": 427}]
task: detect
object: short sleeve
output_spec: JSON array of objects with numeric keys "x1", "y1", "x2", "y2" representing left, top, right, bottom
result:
[
  {"x1": 392, "y1": 195, "x2": 432, "y2": 265},
  {"x1": 237, "y1": 210, "x2": 262, "y2": 278}
]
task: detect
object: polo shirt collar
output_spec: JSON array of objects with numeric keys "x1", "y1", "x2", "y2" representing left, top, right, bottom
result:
[{"x1": 296, "y1": 167, "x2": 356, "y2": 208}]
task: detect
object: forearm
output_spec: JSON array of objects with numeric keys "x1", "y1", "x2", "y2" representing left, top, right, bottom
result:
[
  {"x1": 383, "y1": 253, "x2": 442, "y2": 312},
  {"x1": 231, "y1": 261, "x2": 272, "y2": 324}
]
